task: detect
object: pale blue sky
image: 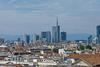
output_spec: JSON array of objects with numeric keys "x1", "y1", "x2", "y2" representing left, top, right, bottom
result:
[{"x1": 0, "y1": 0, "x2": 100, "y2": 35}]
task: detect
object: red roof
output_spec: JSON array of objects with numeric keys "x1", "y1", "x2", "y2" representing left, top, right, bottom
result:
[{"x1": 67, "y1": 53, "x2": 100, "y2": 65}]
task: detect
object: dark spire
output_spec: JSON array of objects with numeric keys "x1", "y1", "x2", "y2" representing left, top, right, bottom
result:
[{"x1": 57, "y1": 17, "x2": 58, "y2": 26}]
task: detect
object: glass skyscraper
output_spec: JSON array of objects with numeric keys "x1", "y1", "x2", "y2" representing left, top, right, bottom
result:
[
  {"x1": 41, "y1": 31, "x2": 51, "y2": 43},
  {"x1": 25, "y1": 34, "x2": 30, "y2": 44},
  {"x1": 52, "y1": 18, "x2": 60, "y2": 43},
  {"x1": 61, "y1": 32, "x2": 67, "y2": 42},
  {"x1": 35, "y1": 34, "x2": 40, "y2": 41},
  {"x1": 97, "y1": 25, "x2": 100, "y2": 44},
  {"x1": 88, "y1": 35, "x2": 92, "y2": 45}
]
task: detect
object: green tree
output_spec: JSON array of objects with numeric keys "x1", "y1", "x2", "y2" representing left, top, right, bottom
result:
[
  {"x1": 86, "y1": 45, "x2": 92, "y2": 50},
  {"x1": 79, "y1": 45, "x2": 85, "y2": 50}
]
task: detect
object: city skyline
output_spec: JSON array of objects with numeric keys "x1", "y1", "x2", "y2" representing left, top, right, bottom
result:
[
  {"x1": 0, "y1": 0, "x2": 100, "y2": 35},
  {"x1": 0, "y1": 18, "x2": 90, "y2": 41},
  {"x1": 0, "y1": 1, "x2": 100, "y2": 67}
]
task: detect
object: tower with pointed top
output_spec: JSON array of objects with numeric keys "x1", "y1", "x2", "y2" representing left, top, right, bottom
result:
[
  {"x1": 57, "y1": 17, "x2": 58, "y2": 26},
  {"x1": 52, "y1": 17, "x2": 60, "y2": 43}
]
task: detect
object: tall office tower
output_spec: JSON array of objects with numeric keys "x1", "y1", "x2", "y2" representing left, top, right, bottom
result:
[
  {"x1": 0, "y1": 38, "x2": 5, "y2": 44},
  {"x1": 41, "y1": 31, "x2": 51, "y2": 43},
  {"x1": 25, "y1": 34, "x2": 30, "y2": 44},
  {"x1": 61, "y1": 32, "x2": 67, "y2": 42},
  {"x1": 88, "y1": 35, "x2": 92, "y2": 45},
  {"x1": 35, "y1": 34, "x2": 40, "y2": 41},
  {"x1": 52, "y1": 18, "x2": 60, "y2": 43},
  {"x1": 97, "y1": 25, "x2": 100, "y2": 44},
  {"x1": 17, "y1": 37, "x2": 21, "y2": 42}
]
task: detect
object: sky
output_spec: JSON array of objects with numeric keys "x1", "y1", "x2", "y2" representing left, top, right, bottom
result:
[{"x1": 0, "y1": 0, "x2": 100, "y2": 35}]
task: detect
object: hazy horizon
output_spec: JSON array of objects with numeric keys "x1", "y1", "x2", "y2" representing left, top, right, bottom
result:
[{"x1": 0, "y1": 33, "x2": 90, "y2": 41}]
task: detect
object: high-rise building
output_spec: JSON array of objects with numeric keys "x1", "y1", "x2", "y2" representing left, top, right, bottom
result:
[
  {"x1": 52, "y1": 18, "x2": 60, "y2": 43},
  {"x1": 88, "y1": 35, "x2": 92, "y2": 45},
  {"x1": 0, "y1": 38, "x2": 5, "y2": 44},
  {"x1": 97, "y1": 25, "x2": 100, "y2": 44},
  {"x1": 41, "y1": 31, "x2": 51, "y2": 43},
  {"x1": 35, "y1": 34, "x2": 40, "y2": 41},
  {"x1": 61, "y1": 32, "x2": 67, "y2": 42},
  {"x1": 17, "y1": 38, "x2": 21, "y2": 42},
  {"x1": 25, "y1": 34, "x2": 30, "y2": 44}
]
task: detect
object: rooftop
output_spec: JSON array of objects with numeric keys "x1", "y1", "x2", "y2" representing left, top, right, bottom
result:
[{"x1": 67, "y1": 53, "x2": 100, "y2": 66}]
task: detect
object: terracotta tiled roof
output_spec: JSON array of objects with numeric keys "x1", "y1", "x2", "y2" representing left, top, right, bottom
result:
[{"x1": 67, "y1": 53, "x2": 100, "y2": 65}]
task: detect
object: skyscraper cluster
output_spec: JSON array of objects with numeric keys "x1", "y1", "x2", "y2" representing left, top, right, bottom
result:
[
  {"x1": 17, "y1": 21, "x2": 100, "y2": 45},
  {"x1": 35, "y1": 18, "x2": 67, "y2": 43}
]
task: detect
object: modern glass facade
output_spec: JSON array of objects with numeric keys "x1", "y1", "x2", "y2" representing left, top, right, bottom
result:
[
  {"x1": 35, "y1": 34, "x2": 40, "y2": 41},
  {"x1": 25, "y1": 34, "x2": 30, "y2": 44},
  {"x1": 97, "y1": 25, "x2": 100, "y2": 44},
  {"x1": 41, "y1": 31, "x2": 51, "y2": 43},
  {"x1": 52, "y1": 20, "x2": 60, "y2": 43},
  {"x1": 61, "y1": 32, "x2": 66, "y2": 42}
]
